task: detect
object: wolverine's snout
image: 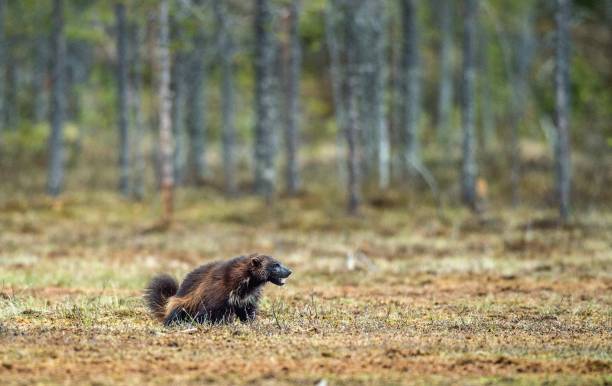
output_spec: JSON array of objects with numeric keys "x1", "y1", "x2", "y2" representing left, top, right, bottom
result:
[{"x1": 270, "y1": 263, "x2": 292, "y2": 286}]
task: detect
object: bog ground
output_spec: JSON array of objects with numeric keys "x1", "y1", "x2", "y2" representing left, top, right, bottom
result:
[{"x1": 0, "y1": 191, "x2": 610, "y2": 385}]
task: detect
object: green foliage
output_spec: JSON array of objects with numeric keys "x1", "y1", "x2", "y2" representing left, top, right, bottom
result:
[
  {"x1": 2, "y1": 123, "x2": 50, "y2": 155},
  {"x1": 300, "y1": 0, "x2": 326, "y2": 53}
]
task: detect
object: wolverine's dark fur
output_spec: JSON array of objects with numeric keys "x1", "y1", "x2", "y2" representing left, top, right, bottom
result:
[
  {"x1": 144, "y1": 254, "x2": 291, "y2": 325},
  {"x1": 144, "y1": 274, "x2": 179, "y2": 321}
]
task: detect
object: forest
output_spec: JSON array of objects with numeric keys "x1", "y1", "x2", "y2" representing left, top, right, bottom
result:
[{"x1": 0, "y1": 0, "x2": 611, "y2": 385}]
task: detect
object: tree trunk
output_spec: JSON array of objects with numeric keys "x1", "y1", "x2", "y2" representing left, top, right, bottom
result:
[
  {"x1": 345, "y1": 2, "x2": 362, "y2": 214},
  {"x1": 282, "y1": 0, "x2": 301, "y2": 194},
  {"x1": 47, "y1": 0, "x2": 66, "y2": 197},
  {"x1": 33, "y1": 36, "x2": 48, "y2": 123},
  {"x1": 0, "y1": 0, "x2": 4, "y2": 151},
  {"x1": 65, "y1": 41, "x2": 90, "y2": 160},
  {"x1": 461, "y1": 0, "x2": 478, "y2": 211},
  {"x1": 388, "y1": 11, "x2": 402, "y2": 181},
  {"x1": 436, "y1": 0, "x2": 453, "y2": 146},
  {"x1": 509, "y1": 7, "x2": 535, "y2": 207},
  {"x1": 171, "y1": 18, "x2": 187, "y2": 186},
  {"x1": 357, "y1": 0, "x2": 389, "y2": 189},
  {"x1": 4, "y1": 40, "x2": 17, "y2": 129},
  {"x1": 400, "y1": 0, "x2": 422, "y2": 172},
  {"x1": 116, "y1": 2, "x2": 130, "y2": 196},
  {"x1": 554, "y1": 0, "x2": 571, "y2": 222},
  {"x1": 186, "y1": 21, "x2": 207, "y2": 184},
  {"x1": 354, "y1": 3, "x2": 372, "y2": 179},
  {"x1": 606, "y1": 0, "x2": 612, "y2": 37},
  {"x1": 370, "y1": 0, "x2": 390, "y2": 189},
  {"x1": 130, "y1": 22, "x2": 145, "y2": 201},
  {"x1": 158, "y1": 0, "x2": 174, "y2": 223},
  {"x1": 479, "y1": 25, "x2": 494, "y2": 151},
  {"x1": 254, "y1": 0, "x2": 276, "y2": 201},
  {"x1": 325, "y1": 1, "x2": 348, "y2": 184},
  {"x1": 214, "y1": 0, "x2": 237, "y2": 195}
]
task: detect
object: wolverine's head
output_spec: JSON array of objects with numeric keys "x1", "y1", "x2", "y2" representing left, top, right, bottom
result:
[{"x1": 249, "y1": 254, "x2": 292, "y2": 286}]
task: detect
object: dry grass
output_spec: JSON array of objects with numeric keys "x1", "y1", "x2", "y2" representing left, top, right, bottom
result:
[{"x1": 0, "y1": 189, "x2": 611, "y2": 385}]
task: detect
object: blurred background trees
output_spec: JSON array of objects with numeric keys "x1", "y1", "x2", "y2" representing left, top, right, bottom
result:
[{"x1": 0, "y1": 0, "x2": 610, "y2": 223}]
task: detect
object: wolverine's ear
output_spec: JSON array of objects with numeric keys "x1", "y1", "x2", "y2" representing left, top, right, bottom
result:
[{"x1": 250, "y1": 254, "x2": 263, "y2": 268}]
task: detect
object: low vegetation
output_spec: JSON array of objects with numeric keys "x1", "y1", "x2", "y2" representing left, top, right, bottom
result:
[{"x1": 1, "y1": 189, "x2": 610, "y2": 385}]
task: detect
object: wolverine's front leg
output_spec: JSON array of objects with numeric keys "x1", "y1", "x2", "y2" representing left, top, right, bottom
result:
[{"x1": 235, "y1": 304, "x2": 257, "y2": 322}]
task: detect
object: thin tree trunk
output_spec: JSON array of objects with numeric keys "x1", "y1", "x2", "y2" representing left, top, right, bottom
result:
[
  {"x1": 130, "y1": 22, "x2": 145, "y2": 201},
  {"x1": 116, "y1": 3, "x2": 130, "y2": 196},
  {"x1": 388, "y1": 10, "x2": 402, "y2": 180},
  {"x1": 47, "y1": 0, "x2": 66, "y2": 196},
  {"x1": 554, "y1": 0, "x2": 571, "y2": 222},
  {"x1": 355, "y1": 0, "x2": 388, "y2": 189},
  {"x1": 509, "y1": 8, "x2": 535, "y2": 207},
  {"x1": 66, "y1": 41, "x2": 91, "y2": 160},
  {"x1": 283, "y1": 0, "x2": 301, "y2": 194},
  {"x1": 171, "y1": 19, "x2": 187, "y2": 186},
  {"x1": 606, "y1": 1, "x2": 612, "y2": 124},
  {"x1": 0, "y1": 0, "x2": 4, "y2": 151},
  {"x1": 158, "y1": 0, "x2": 174, "y2": 223},
  {"x1": 479, "y1": 25, "x2": 494, "y2": 151},
  {"x1": 369, "y1": 0, "x2": 389, "y2": 189},
  {"x1": 476, "y1": 25, "x2": 494, "y2": 153},
  {"x1": 254, "y1": 0, "x2": 276, "y2": 201},
  {"x1": 606, "y1": 0, "x2": 612, "y2": 43},
  {"x1": 461, "y1": 0, "x2": 478, "y2": 211},
  {"x1": 354, "y1": 3, "x2": 373, "y2": 179},
  {"x1": 5, "y1": 40, "x2": 18, "y2": 129},
  {"x1": 400, "y1": 0, "x2": 422, "y2": 172},
  {"x1": 271, "y1": 28, "x2": 283, "y2": 177},
  {"x1": 345, "y1": 2, "x2": 362, "y2": 214},
  {"x1": 325, "y1": 2, "x2": 348, "y2": 184},
  {"x1": 436, "y1": 0, "x2": 453, "y2": 146},
  {"x1": 33, "y1": 36, "x2": 48, "y2": 123},
  {"x1": 186, "y1": 21, "x2": 207, "y2": 184},
  {"x1": 214, "y1": 0, "x2": 237, "y2": 195}
]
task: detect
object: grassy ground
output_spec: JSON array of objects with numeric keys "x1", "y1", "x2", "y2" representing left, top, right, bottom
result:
[{"x1": 0, "y1": 188, "x2": 611, "y2": 385}]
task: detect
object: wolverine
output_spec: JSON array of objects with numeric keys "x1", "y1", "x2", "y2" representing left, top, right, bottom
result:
[{"x1": 144, "y1": 253, "x2": 292, "y2": 325}]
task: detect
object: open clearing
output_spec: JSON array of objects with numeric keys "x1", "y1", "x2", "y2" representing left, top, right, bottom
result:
[{"x1": 1, "y1": 192, "x2": 611, "y2": 385}]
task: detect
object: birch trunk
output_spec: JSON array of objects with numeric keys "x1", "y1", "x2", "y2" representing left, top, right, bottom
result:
[
  {"x1": 554, "y1": 0, "x2": 571, "y2": 222},
  {"x1": 325, "y1": 2, "x2": 347, "y2": 184},
  {"x1": 254, "y1": 0, "x2": 276, "y2": 201},
  {"x1": 479, "y1": 25, "x2": 494, "y2": 151},
  {"x1": 186, "y1": 23, "x2": 207, "y2": 183},
  {"x1": 214, "y1": 0, "x2": 237, "y2": 195},
  {"x1": 436, "y1": 0, "x2": 453, "y2": 146},
  {"x1": 33, "y1": 36, "x2": 48, "y2": 123},
  {"x1": 171, "y1": 18, "x2": 187, "y2": 186},
  {"x1": 400, "y1": 0, "x2": 422, "y2": 172},
  {"x1": 0, "y1": 0, "x2": 4, "y2": 151},
  {"x1": 47, "y1": 0, "x2": 66, "y2": 196},
  {"x1": 345, "y1": 1, "x2": 362, "y2": 214},
  {"x1": 510, "y1": 7, "x2": 535, "y2": 207},
  {"x1": 4, "y1": 38, "x2": 17, "y2": 129},
  {"x1": 371, "y1": 0, "x2": 389, "y2": 189},
  {"x1": 130, "y1": 22, "x2": 145, "y2": 201},
  {"x1": 158, "y1": 0, "x2": 174, "y2": 223},
  {"x1": 461, "y1": 0, "x2": 478, "y2": 211},
  {"x1": 116, "y1": 3, "x2": 130, "y2": 196},
  {"x1": 283, "y1": 0, "x2": 301, "y2": 194}
]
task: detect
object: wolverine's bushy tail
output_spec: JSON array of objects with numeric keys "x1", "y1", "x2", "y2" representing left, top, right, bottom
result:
[{"x1": 144, "y1": 274, "x2": 179, "y2": 321}]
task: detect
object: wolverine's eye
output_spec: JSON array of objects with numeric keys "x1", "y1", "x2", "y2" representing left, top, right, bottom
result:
[{"x1": 273, "y1": 263, "x2": 280, "y2": 269}]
